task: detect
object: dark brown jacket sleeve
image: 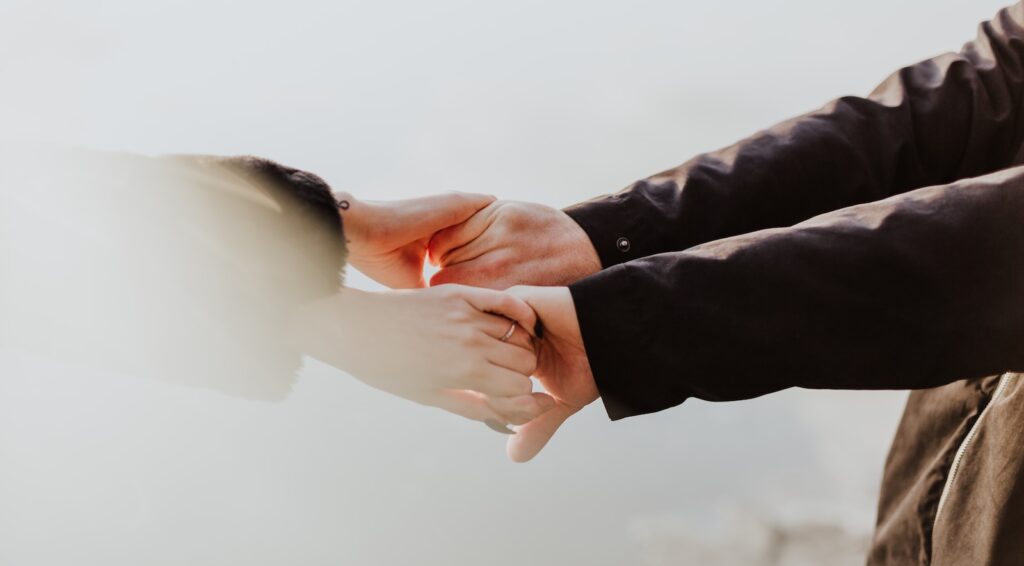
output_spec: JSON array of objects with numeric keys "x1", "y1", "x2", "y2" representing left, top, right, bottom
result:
[
  {"x1": 571, "y1": 166, "x2": 1024, "y2": 419},
  {"x1": 565, "y1": 2, "x2": 1024, "y2": 268}
]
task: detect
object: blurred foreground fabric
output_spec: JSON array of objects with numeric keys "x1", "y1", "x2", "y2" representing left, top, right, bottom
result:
[{"x1": 0, "y1": 146, "x2": 346, "y2": 400}]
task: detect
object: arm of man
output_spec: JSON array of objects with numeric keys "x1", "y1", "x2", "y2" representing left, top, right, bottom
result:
[
  {"x1": 506, "y1": 165, "x2": 1024, "y2": 460},
  {"x1": 432, "y1": 2, "x2": 1024, "y2": 287},
  {"x1": 569, "y1": 2, "x2": 1024, "y2": 265}
]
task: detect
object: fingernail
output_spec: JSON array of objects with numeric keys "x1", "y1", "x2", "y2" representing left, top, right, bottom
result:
[{"x1": 485, "y1": 419, "x2": 516, "y2": 435}]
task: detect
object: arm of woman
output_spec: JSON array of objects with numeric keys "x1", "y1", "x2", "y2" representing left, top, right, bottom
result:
[{"x1": 292, "y1": 285, "x2": 554, "y2": 427}]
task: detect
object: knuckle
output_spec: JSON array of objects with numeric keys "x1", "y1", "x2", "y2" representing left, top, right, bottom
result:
[
  {"x1": 436, "y1": 284, "x2": 462, "y2": 300},
  {"x1": 499, "y1": 293, "x2": 517, "y2": 312},
  {"x1": 447, "y1": 310, "x2": 468, "y2": 325},
  {"x1": 446, "y1": 304, "x2": 466, "y2": 320},
  {"x1": 456, "y1": 327, "x2": 478, "y2": 346},
  {"x1": 501, "y1": 203, "x2": 532, "y2": 228},
  {"x1": 506, "y1": 285, "x2": 529, "y2": 302}
]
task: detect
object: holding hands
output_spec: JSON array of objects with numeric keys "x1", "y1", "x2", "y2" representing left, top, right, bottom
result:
[
  {"x1": 303, "y1": 192, "x2": 600, "y2": 461},
  {"x1": 428, "y1": 202, "x2": 603, "y2": 461}
]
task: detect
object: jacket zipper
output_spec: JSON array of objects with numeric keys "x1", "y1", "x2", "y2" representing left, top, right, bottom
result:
[{"x1": 933, "y1": 372, "x2": 1014, "y2": 529}]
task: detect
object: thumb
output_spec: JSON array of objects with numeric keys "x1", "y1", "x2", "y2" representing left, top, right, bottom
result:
[
  {"x1": 506, "y1": 402, "x2": 577, "y2": 462},
  {"x1": 373, "y1": 192, "x2": 494, "y2": 245}
]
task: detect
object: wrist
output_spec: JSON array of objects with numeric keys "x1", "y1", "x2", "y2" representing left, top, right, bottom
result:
[
  {"x1": 561, "y1": 213, "x2": 602, "y2": 277},
  {"x1": 331, "y1": 191, "x2": 371, "y2": 249},
  {"x1": 288, "y1": 287, "x2": 376, "y2": 370}
]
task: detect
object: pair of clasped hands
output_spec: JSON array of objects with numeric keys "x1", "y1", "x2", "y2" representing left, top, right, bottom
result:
[{"x1": 296, "y1": 192, "x2": 601, "y2": 462}]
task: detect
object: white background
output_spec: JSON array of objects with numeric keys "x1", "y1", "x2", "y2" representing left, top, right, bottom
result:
[{"x1": 0, "y1": 0, "x2": 1009, "y2": 564}]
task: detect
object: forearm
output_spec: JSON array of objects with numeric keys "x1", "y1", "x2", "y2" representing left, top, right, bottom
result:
[
  {"x1": 571, "y1": 166, "x2": 1024, "y2": 419},
  {"x1": 289, "y1": 287, "x2": 372, "y2": 376},
  {"x1": 567, "y1": 3, "x2": 1024, "y2": 267}
]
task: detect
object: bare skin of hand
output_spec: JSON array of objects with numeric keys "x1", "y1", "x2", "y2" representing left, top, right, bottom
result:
[
  {"x1": 428, "y1": 201, "x2": 601, "y2": 290},
  {"x1": 503, "y1": 285, "x2": 598, "y2": 462},
  {"x1": 291, "y1": 284, "x2": 556, "y2": 427},
  {"x1": 337, "y1": 191, "x2": 496, "y2": 289}
]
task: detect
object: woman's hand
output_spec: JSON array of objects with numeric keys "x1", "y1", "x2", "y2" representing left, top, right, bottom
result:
[
  {"x1": 337, "y1": 191, "x2": 496, "y2": 289},
  {"x1": 292, "y1": 284, "x2": 556, "y2": 426}
]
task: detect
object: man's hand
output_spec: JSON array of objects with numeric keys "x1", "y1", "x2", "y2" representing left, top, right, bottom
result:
[
  {"x1": 428, "y1": 201, "x2": 601, "y2": 289},
  {"x1": 339, "y1": 191, "x2": 496, "y2": 288},
  {"x1": 503, "y1": 285, "x2": 598, "y2": 462}
]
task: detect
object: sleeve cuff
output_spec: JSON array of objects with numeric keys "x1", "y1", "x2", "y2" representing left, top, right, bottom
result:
[
  {"x1": 569, "y1": 263, "x2": 689, "y2": 420},
  {"x1": 563, "y1": 183, "x2": 675, "y2": 269}
]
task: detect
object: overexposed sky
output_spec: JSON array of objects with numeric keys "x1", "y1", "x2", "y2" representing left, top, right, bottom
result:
[{"x1": 0, "y1": 1, "x2": 1011, "y2": 564}]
